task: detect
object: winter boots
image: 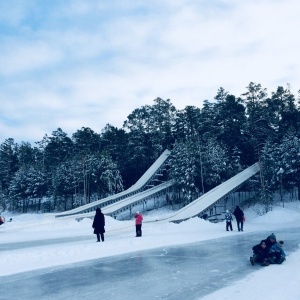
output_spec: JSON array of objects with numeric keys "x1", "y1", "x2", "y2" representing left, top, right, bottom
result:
[
  {"x1": 268, "y1": 257, "x2": 276, "y2": 264},
  {"x1": 261, "y1": 259, "x2": 270, "y2": 266},
  {"x1": 250, "y1": 256, "x2": 270, "y2": 266},
  {"x1": 276, "y1": 256, "x2": 286, "y2": 264}
]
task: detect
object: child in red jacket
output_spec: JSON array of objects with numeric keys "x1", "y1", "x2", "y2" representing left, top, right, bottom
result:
[{"x1": 135, "y1": 211, "x2": 143, "y2": 237}]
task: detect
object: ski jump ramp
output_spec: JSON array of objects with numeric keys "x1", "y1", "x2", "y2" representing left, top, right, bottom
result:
[
  {"x1": 165, "y1": 162, "x2": 260, "y2": 223},
  {"x1": 55, "y1": 149, "x2": 171, "y2": 218},
  {"x1": 58, "y1": 180, "x2": 174, "y2": 220},
  {"x1": 57, "y1": 161, "x2": 260, "y2": 223}
]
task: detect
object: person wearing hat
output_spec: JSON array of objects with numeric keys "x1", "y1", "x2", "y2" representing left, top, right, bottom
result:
[
  {"x1": 263, "y1": 233, "x2": 277, "y2": 250},
  {"x1": 134, "y1": 211, "x2": 143, "y2": 237},
  {"x1": 92, "y1": 208, "x2": 105, "y2": 242},
  {"x1": 268, "y1": 240, "x2": 286, "y2": 264},
  {"x1": 224, "y1": 210, "x2": 233, "y2": 231}
]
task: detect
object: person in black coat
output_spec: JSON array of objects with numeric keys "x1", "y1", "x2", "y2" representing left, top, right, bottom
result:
[
  {"x1": 233, "y1": 205, "x2": 244, "y2": 231},
  {"x1": 92, "y1": 208, "x2": 105, "y2": 242},
  {"x1": 262, "y1": 233, "x2": 277, "y2": 250},
  {"x1": 250, "y1": 240, "x2": 270, "y2": 266}
]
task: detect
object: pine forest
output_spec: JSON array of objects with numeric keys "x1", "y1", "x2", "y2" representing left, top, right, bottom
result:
[{"x1": 1, "y1": 82, "x2": 300, "y2": 213}]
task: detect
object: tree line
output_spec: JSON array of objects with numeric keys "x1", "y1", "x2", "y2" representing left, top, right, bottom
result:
[{"x1": 1, "y1": 82, "x2": 300, "y2": 213}]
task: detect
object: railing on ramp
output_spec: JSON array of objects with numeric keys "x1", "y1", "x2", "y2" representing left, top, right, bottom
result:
[
  {"x1": 56, "y1": 162, "x2": 260, "y2": 223},
  {"x1": 165, "y1": 162, "x2": 260, "y2": 223},
  {"x1": 55, "y1": 149, "x2": 171, "y2": 218}
]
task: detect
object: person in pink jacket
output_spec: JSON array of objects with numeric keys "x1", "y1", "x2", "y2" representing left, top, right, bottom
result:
[{"x1": 134, "y1": 211, "x2": 143, "y2": 237}]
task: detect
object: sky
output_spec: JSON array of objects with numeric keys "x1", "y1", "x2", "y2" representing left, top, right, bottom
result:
[
  {"x1": 1, "y1": 201, "x2": 300, "y2": 299},
  {"x1": 1, "y1": 0, "x2": 300, "y2": 144}
]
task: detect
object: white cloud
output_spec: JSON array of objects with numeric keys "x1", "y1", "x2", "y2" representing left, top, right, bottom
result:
[
  {"x1": 1, "y1": 0, "x2": 300, "y2": 143},
  {"x1": 0, "y1": 39, "x2": 62, "y2": 76}
]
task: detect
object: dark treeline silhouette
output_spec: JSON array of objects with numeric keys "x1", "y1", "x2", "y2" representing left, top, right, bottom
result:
[{"x1": 1, "y1": 83, "x2": 300, "y2": 213}]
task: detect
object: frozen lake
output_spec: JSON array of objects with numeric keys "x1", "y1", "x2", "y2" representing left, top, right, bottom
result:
[{"x1": 1, "y1": 228, "x2": 299, "y2": 300}]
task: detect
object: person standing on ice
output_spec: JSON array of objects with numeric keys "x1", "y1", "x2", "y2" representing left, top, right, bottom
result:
[
  {"x1": 225, "y1": 210, "x2": 233, "y2": 231},
  {"x1": 135, "y1": 211, "x2": 143, "y2": 237},
  {"x1": 92, "y1": 208, "x2": 105, "y2": 242},
  {"x1": 233, "y1": 205, "x2": 244, "y2": 231}
]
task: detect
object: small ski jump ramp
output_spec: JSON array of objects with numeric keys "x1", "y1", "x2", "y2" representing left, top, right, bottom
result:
[
  {"x1": 56, "y1": 149, "x2": 171, "y2": 218},
  {"x1": 165, "y1": 162, "x2": 260, "y2": 223},
  {"x1": 59, "y1": 180, "x2": 174, "y2": 220}
]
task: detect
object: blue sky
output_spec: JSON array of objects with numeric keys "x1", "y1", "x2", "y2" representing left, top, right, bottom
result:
[{"x1": 1, "y1": 0, "x2": 300, "y2": 144}]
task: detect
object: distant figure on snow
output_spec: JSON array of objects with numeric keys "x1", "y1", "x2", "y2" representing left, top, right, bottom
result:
[
  {"x1": 233, "y1": 205, "x2": 244, "y2": 231},
  {"x1": 225, "y1": 210, "x2": 233, "y2": 231},
  {"x1": 135, "y1": 211, "x2": 143, "y2": 237},
  {"x1": 92, "y1": 208, "x2": 105, "y2": 242}
]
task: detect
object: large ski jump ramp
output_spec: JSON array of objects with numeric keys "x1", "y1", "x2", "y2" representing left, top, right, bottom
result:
[
  {"x1": 57, "y1": 162, "x2": 260, "y2": 223},
  {"x1": 165, "y1": 162, "x2": 260, "y2": 223},
  {"x1": 56, "y1": 149, "x2": 171, "y2": 218}
]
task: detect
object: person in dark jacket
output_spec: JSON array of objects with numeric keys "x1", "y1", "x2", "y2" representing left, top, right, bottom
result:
[
  {"x1": 263, "y1": 233, "x2": 277, "y2": 250},
  {"x1": 233, "y1": 205, "x2": 244, "y2": 231},
  {"x1": 262, "y1": 233, "x2": 285, "y2": 264},
  {"x1": 250, "y1": 240, "x2": 270, "y2": 266},
  {"x1": 92, "y1": 208, "x2": 105, "y2": 242}
]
